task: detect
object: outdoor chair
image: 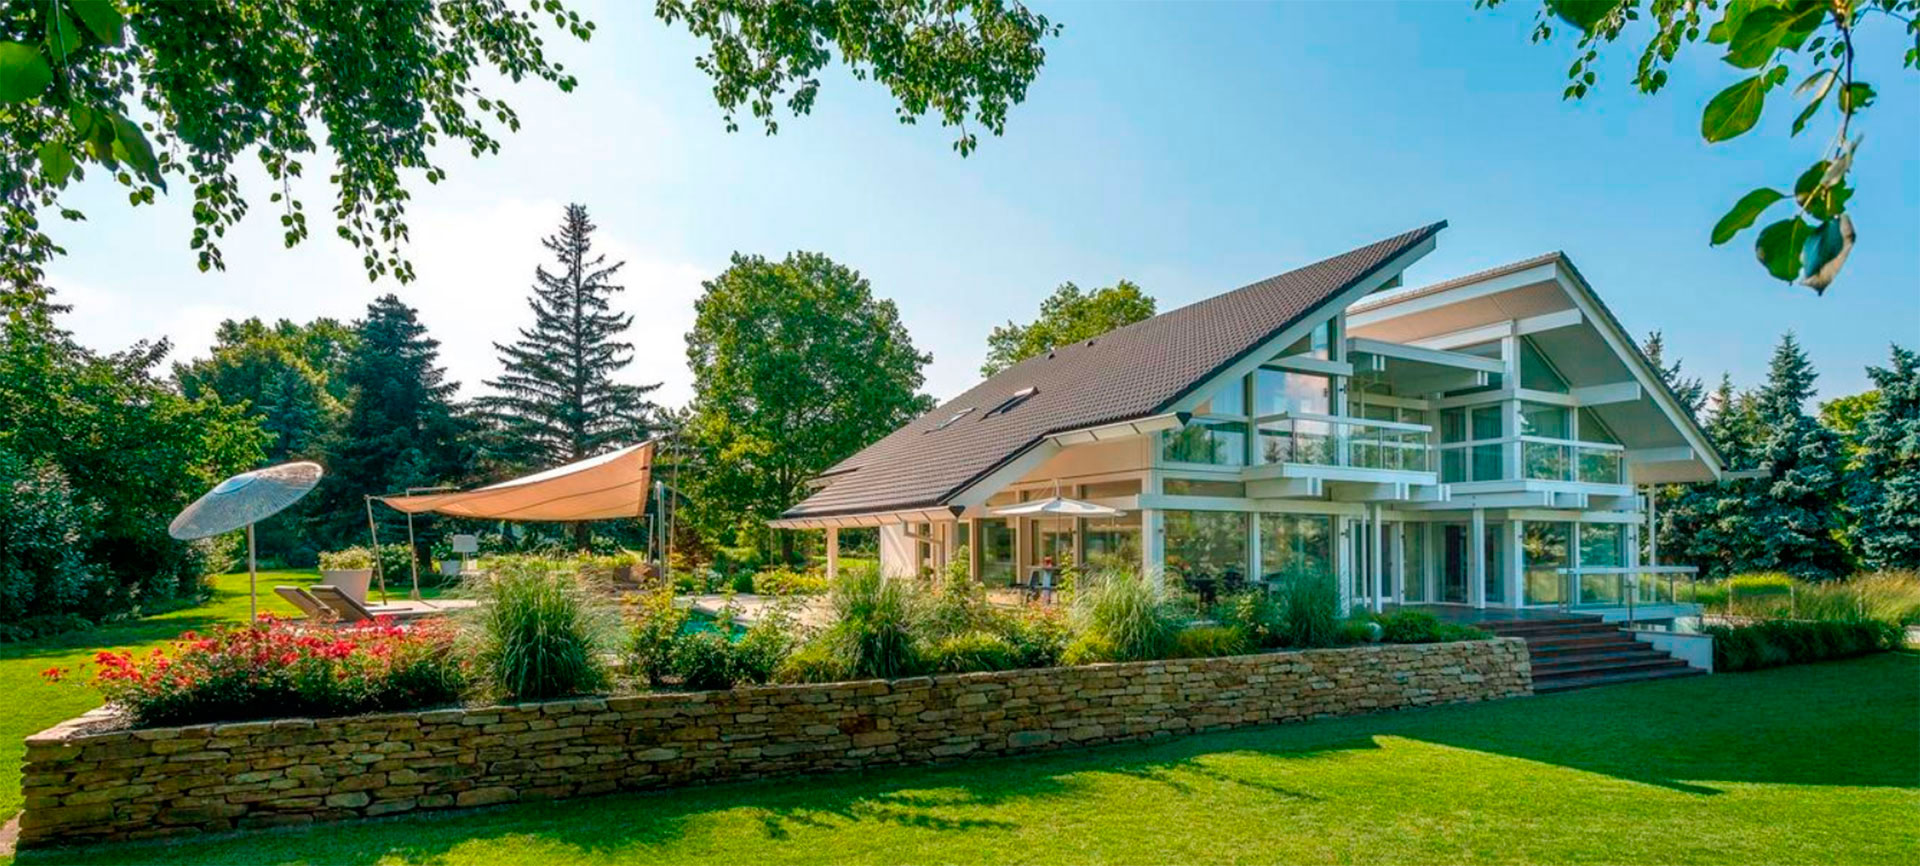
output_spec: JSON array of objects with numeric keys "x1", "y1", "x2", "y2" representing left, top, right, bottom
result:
[
  {"x1": 308, "y1": 584, "x2": 379, "y2": 623},
  {"x1": 273, "y1": 586, "x2": 337, "y2": 622}
]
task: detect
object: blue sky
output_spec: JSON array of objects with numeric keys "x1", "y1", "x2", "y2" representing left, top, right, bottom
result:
[{"x1": 47, "y1": 1, "x2": 1919, "y2": 408}]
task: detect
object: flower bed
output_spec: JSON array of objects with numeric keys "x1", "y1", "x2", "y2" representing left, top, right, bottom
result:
[{"x1": 46, "y1": 617, "x2": 467, "y2": 728}]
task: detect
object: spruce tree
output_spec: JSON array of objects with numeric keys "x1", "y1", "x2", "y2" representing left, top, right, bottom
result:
[
  {"x1": 1849, "y1": 345, "x2": 1920, "y2": 570},
  {"x1": 1642, "y1": 330, "x2": 1707, "y2": 417},
  {"x1": 1746, "y1": 332, "x2": 1850, "y2": 579},
  {"x1": 1664, "y1": 375, "x2": 1766, "y2": 577},
  {"x1": 480, "y1": 204, "x2": 659, "y2": 470},
  {"x1": 314, "y1": 295, "x2": 470, "y2": 548}
]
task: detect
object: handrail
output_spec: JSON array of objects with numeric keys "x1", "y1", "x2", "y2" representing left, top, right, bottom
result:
[{"x1": 1254, "y1": 411, "x2": 1433, "y2": 433}]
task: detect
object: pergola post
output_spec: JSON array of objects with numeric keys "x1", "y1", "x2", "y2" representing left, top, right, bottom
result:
[{"x1": 825, "y1": 527, "x2": 840, "y2": 581}]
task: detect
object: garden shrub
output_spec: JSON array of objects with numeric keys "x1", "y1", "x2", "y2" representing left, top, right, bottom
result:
[
  {"x1": 1336, "y1": 618, "x2": 1382, "y2": 645},
  {"x1": 1370, "y1": 610, "x2": 1492, "y2": 644},
  {"x1": 469, "y1": 562, "x2": 612, "y2": 701},
  {"x1": 1213, "y1": 590, "x2": 1284, "y2": 648},
  {"x1": 755, "y1": 566, "x2": 828, "y2": 596},
  {"x1": 1169, "y1": 624, "x2": 1252, "y2": 659},
  {"x1": 1060, "y1": 632, "x2": 1119, "y2": 666},
  {"x1": 670, "y1": 630, "x2": 739, "y2": 690},
  {"x1": 1069, "y1": 568, "x2": 1181, "y2": 662},
  {"x1": 1794, "y1": 571, "x2": 1920, "y2": 626},
  {"x1": 60, "y1": 617, "x2": 467, "y2": 727},
  {"x1": 818, "y1": 566, "x2": 921, "y2": 679},
  {"x1": 999, "y1": 604, "x2": 1070, "y2": 668},
  {"x1": 1704, "y1": 618, "x2": 1901, "y2": 672},
  {"x1": 624, "y1": 588, "x2": 690, "y2": 686},
  {"x1": 921, "y1": 631, "x2": 1020, "y2": 673},
  {"x1": 773, "y1": 640, "x2": 849, "y2": 684},
  {"x1": 730, "y1": 571, "x2": 756, "y2": 595},
  {"x1": 317, "y1": 547, "x2": 374, "y2": 570},
  {"x1": 0, "y1": 449, "x2": 106, "y2": 627},
  {"x1": 923, "y1": 546, "x2": 992, "y2": 641},
  {"x1": 1275, "y1": 570, "x2": 1340, "y2": 648}
]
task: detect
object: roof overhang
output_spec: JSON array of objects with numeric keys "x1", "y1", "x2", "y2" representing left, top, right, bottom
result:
[{"x1": 768, "y1": 504, "x2": 965, "y2": 530}]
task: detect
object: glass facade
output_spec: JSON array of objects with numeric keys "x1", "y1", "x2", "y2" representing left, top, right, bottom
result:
[
  {"x1": 1578, "y1": 523, "x2": 1628, "y2": 604},
  {"x1": 1083, "y1": 512, "x2": 1141, "y2": 570},
  {"x1": 1254, "y1": 369, "x2": 1331, "y2": 417},
  {"x1": 979, "y1": 519, "x2": 1015, "y2": 587},
  {"x1": 1257, "y1": 513, "x2": 1334, "y2": 585},
  {"x1": 1163, "y1": 478, "x2": 1247, "y2": 497},
  {"x1": 1401, "y1": 524, "x2": 1428, "y2": 602},
  {"x1": 1161, "y1": 421, "x2": 1248, "y2": 466},
  {"x1": 1519, "y1": 337, "x2": 1570, "y2": 392},
  {"x1": 1484, "y1": 522, "x2": 1508, "y2": 605},
  {"x1": 1164, "y1": 510, "x2": 1250, "y2": 592},
  {"x1": 1522, "y1": 521, "x2": 1571, "y2": 605}
]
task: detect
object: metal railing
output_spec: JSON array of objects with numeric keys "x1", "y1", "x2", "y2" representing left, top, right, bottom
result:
[
  {"x1": 1522, "y1": 437, "x2": 1626, "y2": 484},
  {"x1": 1553, "y1": 565, "x2": 1700, "y2": 625},
  {"x1": 1256, "y1": 414, "x2": 1433, "y2": 472}
]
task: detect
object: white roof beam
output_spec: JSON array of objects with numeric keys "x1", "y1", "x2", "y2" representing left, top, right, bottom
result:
[{"x1": 1570, "y1": 381, "x2": 1643, "y2": 406}]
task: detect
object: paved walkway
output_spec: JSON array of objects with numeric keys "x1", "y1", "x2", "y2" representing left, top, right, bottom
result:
[{"x1": 683, "y1": 594, "x2": 831, "y2": 629}]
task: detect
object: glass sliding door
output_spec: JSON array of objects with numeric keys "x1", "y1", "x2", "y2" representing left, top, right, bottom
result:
[
  {"x1": 1439, "y1": 523, "x2": 1471, "y2": 603},
  {"x1": 1484, "y1": 522, "x2": 1508, "y2": 605},
  {"x1": 1523, "y1": 521, "x2": 1571, "y2": 606},
  {"x1": 1401, "y1": 523, "x2": 1429, "y2": 603},
  {"x1": 979, "y1": 519, "x2": 1015, "y2": 587}
]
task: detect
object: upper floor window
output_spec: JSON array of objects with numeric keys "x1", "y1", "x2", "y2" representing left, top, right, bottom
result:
[
  {"x1": 1282, "y1": 319, "x2": 1335, "y2": 360},
  {"x1": 985, "y1": 387, "x2": 1037, "y2": 417},
  {"x1": 1519, "y1": 338, "x2": 1570, "y2": 393},
  {"x1": 1254, "y1": 369, "x2": 1331, "y2": 417},
  {"x1": 927, "y1": 406, "x2": 975, "y2": 432},
  {"x1": 1193, "y1": 379, "x2": 1245, "y2": 417}
]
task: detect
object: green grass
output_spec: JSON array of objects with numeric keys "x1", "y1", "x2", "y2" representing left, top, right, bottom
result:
[
  {"x1": 0, "y1": 570, "x2": 444, "y2": 824},
  {"x1": 12, "y1": 644, "x2": 1915, "y2": 864}
]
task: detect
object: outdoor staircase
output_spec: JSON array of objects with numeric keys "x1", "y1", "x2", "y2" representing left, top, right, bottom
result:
[{"x1": 1477, "y1": 615, "x2": 1703, "y2": 693}]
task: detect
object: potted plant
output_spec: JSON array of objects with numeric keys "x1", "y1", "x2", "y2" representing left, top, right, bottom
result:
[
  {"x1": 431, "y1": 539, "x2": 463, "y2": 577},
  {"x1": 316, "y1": 547, "x2": 376, "y2": 605}
]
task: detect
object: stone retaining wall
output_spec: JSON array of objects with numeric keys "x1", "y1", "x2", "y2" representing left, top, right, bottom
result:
[{"x1": 19, "y1": 638, "x2": 1531, "y2": 847}]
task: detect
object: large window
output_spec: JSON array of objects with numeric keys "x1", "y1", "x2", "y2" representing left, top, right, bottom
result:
[
  {"x1": 979, "y1": 519, "x2": 1014, "y2": 587},
  {"x1": 1161, "y1": 421, "x2": 1248, "y2": 466},
  {"x1": 1258, "y1": 513, "x2": 1334, "y2": 585},
  {"x1": 1578, "y1": 523, "x2": 1627, "y2": 604},
  {"x1": 1164, "y1": 510, "x2": 1249, "y2": 590},
  {"x1": 1519, "y1": 337, "x2": 1570, "y2": 393},
  {"x1": 1083, "y1": 512, "x2": 1141, "y2": 570},
  {"x1": 1484, "y1": 522, "x2": 1508, "y2": 604},
  {"x1": 1254, "y1": 369, "x2": 1331, "y2": 417},
  {"x1": 1576, "y1": 409, "x2": 1624, "y2": 484},
  {"x1": 1522, "y1": 402, "x2": 1573, "y2": 481},
  {"x1": 1523, "y1": 521, "x2": 1571, "y2": 605},
  {"x1": 1163, "y1": 478, "x2": 1247, "y2": 497},
  {"x1": 1401, "y1": 524, "x2": 1429, "y2": 602}
]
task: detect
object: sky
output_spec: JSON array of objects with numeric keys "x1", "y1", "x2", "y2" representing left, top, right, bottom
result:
[{"x1": 44, "y1": 1, "x2": 1920, "y2": 410}]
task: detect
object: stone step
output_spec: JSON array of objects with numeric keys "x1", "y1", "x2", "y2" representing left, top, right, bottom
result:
[
  {"x1": 1533, "y1": 664, "x2": 1704, "y2": 693},
  {"x1": 1533, "y1": 653, "x2": 1687, "y2": 678},
  {"x1": 1525, "y1": 634, "x2": 1648, "y2": 655},
  {"x1": 1529, "y1": 647, "x2": 1671, "y2": 672}
]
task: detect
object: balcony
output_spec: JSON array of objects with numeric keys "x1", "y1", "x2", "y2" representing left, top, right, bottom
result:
[{"x1": 1254, "y1": 414, "x2": 1434, "y2": 473}]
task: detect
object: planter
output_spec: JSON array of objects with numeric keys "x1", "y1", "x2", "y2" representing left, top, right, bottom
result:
[
  {"x1": 439, "y1": 559, "x2": 463, "y2": 577},
  {"x1": 317, "y1": 568, "x2": 373, "y2": 605}
]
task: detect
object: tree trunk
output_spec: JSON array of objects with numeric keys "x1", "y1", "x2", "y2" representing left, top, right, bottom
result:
[{"x1": 572, "y1": 521, "x2": 590, "y2": 552}]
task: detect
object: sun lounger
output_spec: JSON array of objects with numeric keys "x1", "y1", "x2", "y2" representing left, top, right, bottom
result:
[
  {"x1": 273, "y1": 586, "x2": 337, "y2": 622},
  {"x1": 307, "y1": 584, "x2": 379, "y2": 623}
]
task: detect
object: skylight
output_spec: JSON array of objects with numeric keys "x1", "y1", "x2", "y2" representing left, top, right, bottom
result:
[
  {"x1": 985, "y1": 386, "x2": 1038, "y2": 417},
  {"x1": 927, "y1": 406, "x2": 976, "y2": 432}
]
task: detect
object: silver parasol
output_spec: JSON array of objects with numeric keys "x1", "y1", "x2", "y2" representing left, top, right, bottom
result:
[{"x1": 169, "y1": 461, "x2": 324, "y2": 621}]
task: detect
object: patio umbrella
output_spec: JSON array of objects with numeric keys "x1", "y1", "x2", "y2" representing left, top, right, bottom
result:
[
  {"x1": 169, "y1": 461, "x2": 324, "y2": 622},
  {"x1": 988, "y1": 496, "x2": 1125, "y2": 518}
]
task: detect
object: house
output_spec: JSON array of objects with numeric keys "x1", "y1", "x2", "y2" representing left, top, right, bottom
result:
[{"x1": 770, "y1": 222, "x2": 1719, "y2": 620}]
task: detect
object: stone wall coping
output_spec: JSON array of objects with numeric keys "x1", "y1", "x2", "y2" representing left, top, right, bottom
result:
[{"x1": 27, "y1": 638, "x2": 1527, "y2": 746}]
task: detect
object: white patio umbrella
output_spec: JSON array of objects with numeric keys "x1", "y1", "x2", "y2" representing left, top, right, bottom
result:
[
  {"x1": 168, "y1": 461, "x2": 324, "y2": 622},
  {"x1": 988, "y1": 496, "x2": 1126, "y2": 518}
]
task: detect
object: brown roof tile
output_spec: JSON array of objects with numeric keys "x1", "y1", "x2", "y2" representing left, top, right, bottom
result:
[{"x1": 781, "y1": 222, "x2": 1448, "y2": 519}]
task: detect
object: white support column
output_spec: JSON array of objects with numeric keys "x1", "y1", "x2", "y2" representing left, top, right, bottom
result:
[
  {"x1": 1369, "y1": 503, "x2": 1385, "y2": 613},
  {"x1": 1505, "y1": 521, "x2": 1524, "y2": 608},
  {"x1": 1645, "y1": 485, "x2": 1660, "y2": 567},
  {"x1": 1469, "y1": 508, "x2": 1487, "y2": 609},
  {"x1": 1142, "y1": 509, "x2": 1164, "y2": 587},
  {"x1": 1568, "y1": 519, "x2": 1583, "y2": 609},
  {"x1": 1391, "y1": 520, "x2": 1406, "y2": 605},
  {"x1": 825, "y1": 527, "x2": 840, "y2": 581}
]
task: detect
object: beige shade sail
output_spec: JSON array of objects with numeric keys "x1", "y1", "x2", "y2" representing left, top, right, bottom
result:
[{"x1": 379, "y1": 442, "x2": 654, "y2": 521}]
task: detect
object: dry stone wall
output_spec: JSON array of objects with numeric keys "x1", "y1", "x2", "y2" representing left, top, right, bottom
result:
[{"x1": 19, "y1": 638, "x2": 1531, "y2": 847}]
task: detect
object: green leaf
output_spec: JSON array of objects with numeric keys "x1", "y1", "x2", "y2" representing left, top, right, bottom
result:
[
  {"x1": 1725, "y1": 8, "x2": 1791, "y2": 69},
  {"x1": 1545, "y1": 0, "x2": 1624, "y2": 32},
  {"x1": 67, "y1": 0, "x2": 126, "y2": 48},
  {"x1": 1838, "y1": 82, "x2": 1875, "y2": 112},
  {"x1": 0, "y1": 41, "x2": 54, "y2": 104},
  {"x1": 1709, "y1": 0, "x2": 1764, "y2": 45},
  {"x1": 1702, "y1": 73, "x2": 1771, "y2": 142},
  {"x1": 46, "y1": 10, "x2": 83, "y2": 61},
  {"x1": 1799, "y1": 215, "x2": 1853, "y2": 293},
  {"x1": 1711, "y1": 188, "x2": 1786, "y2": 245},
  {"x1": 1793, "y1": 159, "x2": 1852, "y2": 221},
  {"x1": 1790, "y1": 69, "x2": 1835, "y2": 136},
  {"x1": 37, "y1": 141, "x2": 75, "y2": 185},
  {"x1": 111, "y1": 113, "x2": 162, "y2": 187},
  {"x1": 1754, "y1": 217, "x2": 1815, "y2": 282}
]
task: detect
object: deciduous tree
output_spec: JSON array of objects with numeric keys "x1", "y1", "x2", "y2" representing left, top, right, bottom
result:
[
  {"x1": 981, "y1": 280, "x2": 1155, "y2": 376},
  {"x1": 684, "y1": 252, "x2": 934, "y2": 560},
  {"x1": 0, "y1": 0, "x2": 1058, "y2": 298}
]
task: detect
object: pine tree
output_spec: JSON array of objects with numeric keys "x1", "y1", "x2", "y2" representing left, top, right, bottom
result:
[
  {"x1": 314, "y1": 295, "x2": 470, "y2": 548},
  {"x1": 480, "y1": 204, "x2": 659, "y2": 470},
  {"x1": 1642, "y1": 330, "x2": 1706, "y2": 417},
  {"x1": 1849, "y1": 345, "x2": 1920, "y2": 570},
  {"x1": 1745, "y1": 332, "x2": 1850, "y2": 579},
  {"x1": 1663, "y1": 375, "x2": 1766, "y2": 578}
]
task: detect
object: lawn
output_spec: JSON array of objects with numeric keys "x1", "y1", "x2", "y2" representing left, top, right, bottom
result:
[
  {"x1": 5, "y1": 598, "x2": 1912, "y2": 865},
  {"x1": 0, "y1": 570, "x2": 443, "y2": 824}
]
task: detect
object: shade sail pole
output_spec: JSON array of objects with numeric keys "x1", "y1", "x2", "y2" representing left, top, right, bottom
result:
[
  {"x1": 405, "y1": 510, "x2": 421, "y2": 601},
  {"x1": 246, "y1": 523, "x2": 258, "y2": 623},
  {"x1": 365, "y1": 495, "x2": 388, "y2": 604}
]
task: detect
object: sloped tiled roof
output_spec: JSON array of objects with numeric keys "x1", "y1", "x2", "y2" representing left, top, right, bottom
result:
[{"x1": 781, "y1": 222, "x2": 1448, "y2": 519}]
